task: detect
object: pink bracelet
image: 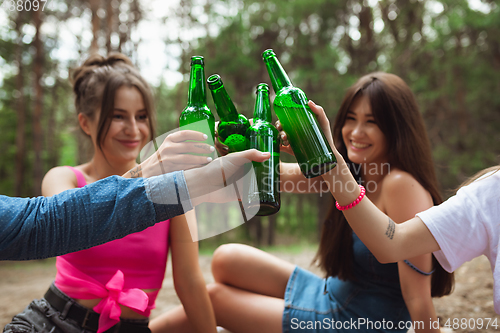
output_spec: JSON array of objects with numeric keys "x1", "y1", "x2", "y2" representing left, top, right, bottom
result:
[{"x1": 335, "y1": 185, "x2": 366, "y2": 211}]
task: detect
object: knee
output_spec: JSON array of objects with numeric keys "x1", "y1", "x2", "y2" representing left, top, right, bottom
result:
[
  {"x1": 206, "y1": 282, "x2": 228, "y2": 307},
  {"x1": 211, "y1": 243, "x2": 245, "y2": 281},
  {"x1": 206, "y1": 282, "x2": 224, "y2": 297}
]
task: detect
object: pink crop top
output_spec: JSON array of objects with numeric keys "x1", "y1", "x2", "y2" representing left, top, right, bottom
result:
[{"x1": 55, "y1": 166, "x2": 171, "y2": 333}]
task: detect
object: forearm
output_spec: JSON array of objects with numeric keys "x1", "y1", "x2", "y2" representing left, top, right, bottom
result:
[
  {"x1": 320, "y1": 157, "x2": 396, "y2": 260},
  {"x1": 175, "y1": 278, "x2": 217, "y2": 333},
  {"x1": 0, "y1": 173, "x2": 192, "y2": 260},
  {"x1": 321, "y1": 157, "x2": 439, "y2": 262},
  {"x1": 123, "y1": 164, "x2": 143, "y2": 178},
  {"x1": 280, "y1": 162, "x2": 328, "y2": 193},
  {"x1": 406, "y1": 299, "x2": 440, "y2": 333}
]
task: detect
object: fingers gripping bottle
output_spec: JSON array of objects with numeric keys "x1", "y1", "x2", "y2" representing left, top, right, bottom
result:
[
  {"x1": 207, "y1": 74, "x2": 250, "y2": 153},
  {"x1": 262, "y1": 49, "x2": 336, "y2": 178},
  {"x1": 246, "y1": 83, "x2": 280, "y2": 216},
  {"x1": 179, "y1": 56, "x2": 216, "y2": 155}
]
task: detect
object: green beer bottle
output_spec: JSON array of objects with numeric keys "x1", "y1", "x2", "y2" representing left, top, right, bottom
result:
[
  {"x1": 179, "y1": 56, "x2": 215, "y2": 155},
  {"x1": 246, "y1": 83, "x2": 280, "y2": 216},
  {"x1": 207, "y1": 74, "x2": 250, "y2": 153},
  {"x1": 262, "y1": 49, "x2": 336, "y2": 178}
]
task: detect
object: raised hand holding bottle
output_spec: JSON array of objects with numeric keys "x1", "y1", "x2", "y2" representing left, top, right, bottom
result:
[{"x1": 262, "y1": 49, "x2": 336, "y2": 178}]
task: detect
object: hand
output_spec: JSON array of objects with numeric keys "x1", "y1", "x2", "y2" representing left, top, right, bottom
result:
[
  {"x1": 307, "y1": 100, "x2": 335, "y2": 151},
  {"x1": 214, "y1": 119, "x2": 255, "y2": 157},
  {"x1": 275, "y1": 120, "x2": 294, "y2": 156},
  {"x1": 125, "y1": 130, "x2": 215, "y2": 178},
  {"x1": 307, "y1": 100, "x2": 348, "y2": 183},
  {"x1": 184, "y1": 149, "x2": 270, "y2": 206},
  {"x1": 214, "y1": 121, "x2": 230, "y2": 156}
]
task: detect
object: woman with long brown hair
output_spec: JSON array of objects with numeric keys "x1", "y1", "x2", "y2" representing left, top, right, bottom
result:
[
  {"x1": 150, "y1": 72, "x2": 454, "y2": 333},
  {"x1": 4, "y1": 53, "x2": 217, "y2": 333},
  {"x1": 310, "y1": 104, "x2": 500, "y2": 320}
]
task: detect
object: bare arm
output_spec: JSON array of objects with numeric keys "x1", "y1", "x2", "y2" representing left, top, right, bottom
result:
[
  {"x1": 306, "y1": 100, "x2": 440, "y2": 262},
  {"x1": 382, "y1": 171, "x2": 440, "y2": 333},
  {"x1": 169, "y1": 210, "x2": 217, "y2": 333},
  {"x1": 280, "y1": 162, "x2": 328, "y2": 193},
  {"x1": 42, "y1": 166, "x2": 79, "y2": 196}
]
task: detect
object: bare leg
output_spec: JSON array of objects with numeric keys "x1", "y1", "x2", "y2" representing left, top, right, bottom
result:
[
  {"x1": 211, "y1": 243, "x2": 296, "y2": 298},
  {"x1": 150, "y1": 283, "x2": 285, "y2": 333},
  {"x1": 150, "y1": 244, "x2": 296, "y2": 333}
]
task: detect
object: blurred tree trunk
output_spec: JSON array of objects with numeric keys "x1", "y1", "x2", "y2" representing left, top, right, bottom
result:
[
  {"x1": 46, "y1": 80, "x2": 59, "y2": 168},
  {"x1": 105, "y1": 0, "x2": 114, "y2": 54},
  {"x1": 14, "y1": 11, "x2": 26, "y2": 197},
  {"x1": 90, "y1": 0, "x2": 100, "y2": 54},
  {"x1": 296, "y1": 195, "x2": 303, "y2": 230},
  {"x1": 254, "y1": 216, "x2": 263, "y2": 247},
  {"x1": 32, "y1": 9, "x2": 44, "y2": 196},
  {"x1": 454, "y1": 39, "x2": 468, "y2": 145},
  {"x1": 267, "y1": 213, "x2": 276, "y2": 246}
]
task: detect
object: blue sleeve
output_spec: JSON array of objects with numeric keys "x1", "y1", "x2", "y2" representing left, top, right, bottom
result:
[{"x1": 0, "y1": 172, "x2": 193, "y2": 261}]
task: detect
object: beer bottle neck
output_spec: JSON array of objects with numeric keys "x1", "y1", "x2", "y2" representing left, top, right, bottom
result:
[
  {"x1": 254, "y1": 89, "x2": 272, "y2": 123},
  {"x1": 187, "y1": 63, "x2": 208, "y2": 106},
  {"x1": 210, "y1": 85, "x2": 239, "y2": 122},
  {"x1": 263, "y1": 55, "x2": 292, "y2": 93}
]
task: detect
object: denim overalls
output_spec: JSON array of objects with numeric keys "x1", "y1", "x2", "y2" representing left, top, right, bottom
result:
[{"x1": 283, "y1": 233, "x2": 411, "y2": 332}]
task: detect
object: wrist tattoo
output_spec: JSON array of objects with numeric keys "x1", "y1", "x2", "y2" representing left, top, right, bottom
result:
[
  {"x1": 385, "y1": 217, "x2": 395, "y2": 239},
  {"x1": 129, "y1": 166, "x2": 142, "y2": 178}
]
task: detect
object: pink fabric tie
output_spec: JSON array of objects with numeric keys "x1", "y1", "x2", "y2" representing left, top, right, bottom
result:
[
  {"x1": 55, "y1": 258, "x2": 150, "y2": 333},
  {"x1": 93, "y1": 270, "x2": 149, "y2": 332}
]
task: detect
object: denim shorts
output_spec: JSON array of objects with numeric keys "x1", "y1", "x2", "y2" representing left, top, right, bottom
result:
[
  {"x1": 3, "y1": 284, "x2": 150, "y2": 333},
  {"x1": 282, "y1": 266, "x2": 410, "y2": 333}
]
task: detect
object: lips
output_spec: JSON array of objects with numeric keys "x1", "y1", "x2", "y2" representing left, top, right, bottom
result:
[
  {"x1": 117, "y1": 140, "x2": 140, "y2": 148},
  {"x1": 350, "y1": 141, "x2": 370, "y2": 149}
]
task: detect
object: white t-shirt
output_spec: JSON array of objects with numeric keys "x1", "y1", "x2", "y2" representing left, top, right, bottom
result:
[{"x1": 417, "y1": 171, "x2": 500, "y2": 313}]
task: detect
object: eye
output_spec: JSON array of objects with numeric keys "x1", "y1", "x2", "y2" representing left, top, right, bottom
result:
[
  {"x1": 137, "y1": 114, "x2": 148, "y2": 121},
  {"x1": 345, "y1": 116, "x2": 355, "y2": 121},
  {"x1": 367, "y1": 119, "x2": 376, "y2": 124},
  {"x1": 113, "y1": 114, "x2": 124, "y2": 120}
]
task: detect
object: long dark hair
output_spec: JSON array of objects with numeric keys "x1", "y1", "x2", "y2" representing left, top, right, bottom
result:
[
  {"x1": 315, "y1": 72, "x2": 454, "y2": 297},
  {"x1": 72, "y1": 53, "x2": 156, "y2": 154}
]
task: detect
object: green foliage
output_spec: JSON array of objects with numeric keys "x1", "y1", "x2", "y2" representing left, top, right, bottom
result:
[
  {"x1": 0, "y1": 0, "x2": 499, "y2": 242},
  {"x1": 171, "y1": 0, "x2": 500, "y2": 243}
]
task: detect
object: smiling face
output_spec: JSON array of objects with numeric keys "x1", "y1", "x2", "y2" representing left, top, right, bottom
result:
[
  {"x1": 81, "y1": 85, "x2": 151, "y2": 165},
  {"x1": 101, "y1": 86, "x2": 150, "y2": 163},
  {"x1": 341, "y1": 94, "x2": 388, "y2": 166}
]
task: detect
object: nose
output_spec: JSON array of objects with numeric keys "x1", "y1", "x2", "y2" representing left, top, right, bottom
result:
[
  {"x1": 350, "y1": 121, "x2": 365, "y2": 138},
  {"x1": 124, "y1": 117, "x2": 140, "y2": 137}
]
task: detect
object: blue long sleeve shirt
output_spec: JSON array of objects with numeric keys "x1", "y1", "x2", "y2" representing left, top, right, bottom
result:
[{"x1": 0, "y1": 171, "x2": 192, "y2": 261}]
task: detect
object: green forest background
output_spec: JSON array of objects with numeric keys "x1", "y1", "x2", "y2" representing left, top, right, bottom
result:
[{"x1": 0, "y1": 0, "x2": 499, "y2": 247}]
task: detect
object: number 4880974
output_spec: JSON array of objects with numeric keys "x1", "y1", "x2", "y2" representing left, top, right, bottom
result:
[{"x1": 443, "y1": 317, "x2": 498, "y2": 330}]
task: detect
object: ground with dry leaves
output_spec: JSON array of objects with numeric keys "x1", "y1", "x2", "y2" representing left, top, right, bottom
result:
[{"x1": 0, "y1": 248, "x2": 497, "y2": 332}]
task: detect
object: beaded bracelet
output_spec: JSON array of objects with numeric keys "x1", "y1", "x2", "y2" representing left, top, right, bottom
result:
[{"x1": 335, "y1": 185, "x2": 366, "y2": 211}]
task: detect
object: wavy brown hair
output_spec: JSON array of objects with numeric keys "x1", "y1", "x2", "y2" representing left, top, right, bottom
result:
[
  {"x1": 71, "y1": 53, "x2": 156, "y2": 153},
  {"x1": 315, "y1": 72, "x2": 454, "y2": 297},
  {"x1": 459, "y1": 165, "x2": 500, "y2": 188}
]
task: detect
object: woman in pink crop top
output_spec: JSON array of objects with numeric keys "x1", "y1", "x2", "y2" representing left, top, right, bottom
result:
[{"x1": 4, "y1": 54, "x2": 216, "y2": 333}]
